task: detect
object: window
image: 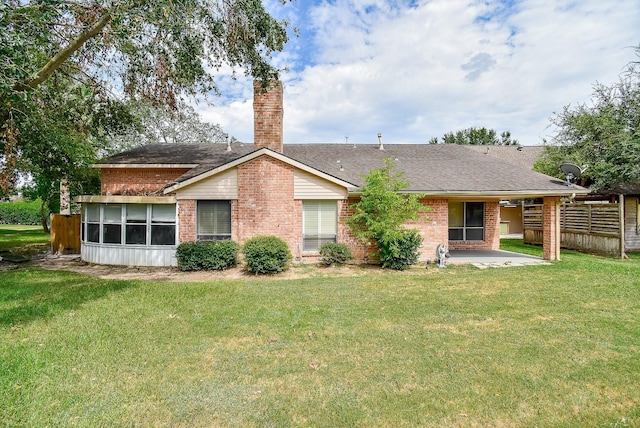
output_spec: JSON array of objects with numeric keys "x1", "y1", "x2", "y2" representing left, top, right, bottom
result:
[
  {"x1": 102, "y1": 204, "x2": 122, "y2": 244},
  {"x1": 82, "y1": 203, "x2": 176, "y2": 246},
  {"x1": 85, "y1": 204, "x2": 100, "y2": 243},
  {"x1": 449, "y1": 202, "x2": 484, "y2": 241},
  {"x1": 197, "y1": 201, "x2": 231, "y2": 240},
  {"x1": 303, "y1": 201, "x2": 337, "y2": 251},
  {"x1": 125, "y1": 205, "x2": 147, "y2": 245},
  {"x1": 151, "y1": 204, "x2": 176, "y2": 245}
]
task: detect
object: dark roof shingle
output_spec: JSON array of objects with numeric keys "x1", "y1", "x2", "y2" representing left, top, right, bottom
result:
[{"x1": 101, "y1": 143, "x2": 579, "y2": 194}]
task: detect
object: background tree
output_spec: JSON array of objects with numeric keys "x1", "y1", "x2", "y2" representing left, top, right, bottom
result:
[
  {"x1": 346, "y1": 158, "x2": 428, "y2": 270},
  {"x1": 105, "y1": 102, "x2": 231, "y2": 154},
  {"x1": 535, "y1": 46, "x2": 640, "y2": 190},
  {"x1": 1, "y1": 0, "x2": 289, "y2": 219},
  {"x1": 14, "y1": 78, "x2": 123, "y2": 231},
  {"x1": 429, "y1": 127, "x2": 518, "y2": 145}
]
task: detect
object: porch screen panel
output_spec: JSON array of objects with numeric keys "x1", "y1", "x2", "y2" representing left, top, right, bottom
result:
[
  {"x1": 303, "y1": 201, "x2": 337, "y2": 251},
  {"x1": 102, "y1": 204, "x2": 122, "y2": 244},
  {"x1": 197, "y1": 201, "x2": 231, "y2": 240},
  {"x1": 448, "y1": 202, "x2": 464, "y2": 241},
  {"x1": 151, "y1": 204, "x2": 176, "y2": 245},
  {"x1": 465, "y1": 202, "x2": 485, "y2": 241},
  {"x1": 125, "y1": 204, "x2": 147, "y2": 245},
  {"x1": 85, "y1": 204, "x2": 100, "y2": 243}
]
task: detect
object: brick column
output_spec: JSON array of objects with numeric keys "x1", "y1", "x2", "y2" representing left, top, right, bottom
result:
[
  {"x1": 542, "y1": 196, "x2": 561, "y2": 261},
  {"x1": 177, "y1": 200, "x2": 197, "y2": 243},
  {"x1": 253, "y1": 81, "x2": 283, "y2": 152}
]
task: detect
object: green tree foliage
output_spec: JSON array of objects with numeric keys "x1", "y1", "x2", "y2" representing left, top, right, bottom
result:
[
  {"x1": 0, "y1": 199, "x2": 42, "y2": 225},
  {"x1": 12, "y1": 78, "x2": 116, "y2": 230},
  {"x1": 1, "y1": 1, "x2": 289, "y2": 108},
  {"x1": 535, "y1": 46, "x2": 640, "y2": 190},
  {"x1": 429, "y1": 127, "x2": 518, "y2": 145},
  {"x1": 346, "y1": 157, "x2": 428, "y2": 269},
  {"x1": 1, "y1": 0, "x2": 289, "y2": 216},
  {"x1": 105, "y1": 101, "x2": 231, "y2": 155}
]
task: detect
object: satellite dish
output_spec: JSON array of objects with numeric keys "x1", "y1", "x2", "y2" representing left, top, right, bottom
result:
[{"x1": 559, "y1": 163, "x2": 587, "y2": 186}]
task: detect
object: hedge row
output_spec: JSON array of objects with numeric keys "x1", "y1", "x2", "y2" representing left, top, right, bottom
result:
[
  {"x1": 176, "y1": 235, "x2": 293, "y2": 274},
  {"x1": 0, "y1": 200, "x2": 42, "y2": 225},
  {"x1": 175, "y1": 240, "x2": 240, "y2": 271}
]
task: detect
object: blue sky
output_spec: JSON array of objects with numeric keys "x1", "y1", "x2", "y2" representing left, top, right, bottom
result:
[{"x1": 197, "y1": 0, "x2": 639, "y2": 146}]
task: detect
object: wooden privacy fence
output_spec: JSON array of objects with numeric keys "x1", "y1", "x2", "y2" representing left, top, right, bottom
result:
[
  {"x1": 524, "y1": 203, "x2": 623, "y2": 257},
  {"x1": 51, "y1": 214, "x2": 81, "y2": 255}
]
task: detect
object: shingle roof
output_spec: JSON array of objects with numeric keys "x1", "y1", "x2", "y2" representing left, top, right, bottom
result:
[
  {"x1": 464, "y1": 145, "x2": 546, "y2": 171},
  {"x1": 100, "y1": 143, "x2": 585, "y2": 195}
]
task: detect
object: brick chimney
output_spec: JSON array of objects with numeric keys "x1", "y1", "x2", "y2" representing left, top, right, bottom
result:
[{"x1": 253, "y1": 80, "x2": 283, "y2": 153}]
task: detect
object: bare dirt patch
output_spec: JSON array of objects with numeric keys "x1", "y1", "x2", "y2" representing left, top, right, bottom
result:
[{"x1": 30, "y1": 254, "x2": 398, "y2": 282}]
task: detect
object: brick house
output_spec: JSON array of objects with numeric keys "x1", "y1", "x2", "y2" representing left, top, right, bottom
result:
[{"x1": 76, "y1": 82, "x2": 589, "y2": 266}]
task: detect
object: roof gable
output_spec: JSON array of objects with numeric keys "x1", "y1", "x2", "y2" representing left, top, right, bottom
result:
[{"x1": 162, "y1": 148, "x2": 356, "y2": 194}]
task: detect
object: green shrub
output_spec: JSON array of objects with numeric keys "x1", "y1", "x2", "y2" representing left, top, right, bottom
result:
[
  {"x1": 176, "y1": 240, "x2": 239, "y2": 271},
  {"x1": 242, "y1": 235, "x2": 292, "y2": 274},
  {"x1": 376, "y1": 229, "x2": 422, "y2": 270},
  {"x1": 0, "y1": 200, "x2": 42, "y2": 225},
  {"x1": 319, "y1": 242, "x2": 354, "y2": 265}
]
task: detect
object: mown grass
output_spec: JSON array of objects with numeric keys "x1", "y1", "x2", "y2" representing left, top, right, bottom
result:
[
  {"x1": 1, "y1": 241, "x2": 639, "y2": 426},
  {"x1": 0, "y1": 225, "x2": 50, "y2": 257}
]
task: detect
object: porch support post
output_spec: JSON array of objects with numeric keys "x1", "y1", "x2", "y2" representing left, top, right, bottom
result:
[
  {"x1": 542, "y1": 196, "x2": 561, "y2": 261},
  {"x1": 619, "y1": 193, "x2": 626, "y2": 259}
]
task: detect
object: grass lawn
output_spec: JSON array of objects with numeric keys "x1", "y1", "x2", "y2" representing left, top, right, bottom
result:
[
  {"x1": 0, "y1": 225, "x2": 50, "y2": 257},
  {"x1": 1, "y1": 241, "x2": 639, "y2": 426}
]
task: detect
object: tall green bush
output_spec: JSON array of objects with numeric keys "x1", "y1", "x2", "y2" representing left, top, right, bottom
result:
[
  {"x1": 242, "y1": 235, "x2": 292, "y2": 274},
  {"x1": 176, "y1": 240, "x2": 239, "y2": 271},
  {"x1": 346, "y1": 158, "x2": 428, "y2": 270},
  {"x1": 0, "y1": 200, "x2": 43, "y2": 225},
  {"x1": 377, "y1": 229, "x2": 423, "y2": 270}
]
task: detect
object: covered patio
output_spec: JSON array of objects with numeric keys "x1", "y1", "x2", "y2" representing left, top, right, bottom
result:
[{"x1": 447, "y1": 249, "x2": 548, "y2": 268}]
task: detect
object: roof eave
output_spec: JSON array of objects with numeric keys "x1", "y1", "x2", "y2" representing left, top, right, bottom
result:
[
  {"x1": 92, "y1": 163, "x2": 199, "y2": 169},
  {"x1": 348, "y1": 188, "x2": 591, "y2": 198},
  {"x1": 74, "y1": 195, "x2": 177, "y2": 204}
]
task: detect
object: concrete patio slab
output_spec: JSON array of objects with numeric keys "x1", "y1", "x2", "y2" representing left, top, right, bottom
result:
[{"x1": 447, "y1": 250, "x2": 549, "y2": 269}]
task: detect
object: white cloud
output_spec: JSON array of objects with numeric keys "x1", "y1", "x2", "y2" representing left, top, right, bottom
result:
[{"x1": 197, "y1": 0, "x2": 639, "y2": 146}]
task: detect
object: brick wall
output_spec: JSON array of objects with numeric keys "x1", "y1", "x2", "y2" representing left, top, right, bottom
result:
[
  {"x1": 101, "y1": 168, "x2": 190, "y2": 195},
  {"x1": 177, "y1": 199, "x2": 196, "y2": 242},
  {"x1": 337, "y1": 197, "x2": 378, "y2": 261},
  {"x1": 253, "y1": 81, "x2": 283, "y2": 153},
  {"x1": 236, "y1": 155, "x2": 300, "y2": 252},
  {"x1": 407, "y1": 198, "x2": 450, "y2": 261},
  {"x1": 337, "y1": 197, "x2": 451, "y2": 263}
]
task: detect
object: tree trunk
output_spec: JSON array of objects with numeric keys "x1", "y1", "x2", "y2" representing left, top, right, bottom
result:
[
  {"x1": 41, "y1": 200, "x2": 50, "y2": 235},
  {"x1": 60, "y1": 177, "x2": 71, "y2": 215}
]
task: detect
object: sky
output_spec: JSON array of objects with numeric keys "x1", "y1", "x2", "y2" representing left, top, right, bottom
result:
[{"x1": 196, "y1": 0, "x2": 639, "y2": 146}]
